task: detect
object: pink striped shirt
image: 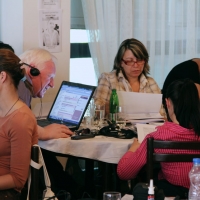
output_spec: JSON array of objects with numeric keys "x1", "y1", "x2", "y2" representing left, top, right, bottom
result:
[{"x1": 117, "y1": 122, "x2": 200, "y2": 188}]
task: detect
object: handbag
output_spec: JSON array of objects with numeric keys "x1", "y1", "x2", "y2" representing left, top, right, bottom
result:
[{"x1": 27, "y1": 144, "x2": 58, "y2": 200}]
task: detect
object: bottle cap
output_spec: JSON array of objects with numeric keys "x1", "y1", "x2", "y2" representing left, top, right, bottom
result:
[
  {"x1": 112, "y1": 89, "x2": 116, "y2": 92},
  {"x1": 193, "y1": 158, "x2": 200, "y2": 164},
  {"x1": 148, "y1": 179, "x2": 155, "y2": 195}
]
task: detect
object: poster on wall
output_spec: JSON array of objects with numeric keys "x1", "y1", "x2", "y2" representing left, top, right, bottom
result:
[
  {"x1": 39, "y1": 0, "x2": 61, "y2": 9},
  {"x1": 39, "y1": 10, "x2": 62, "y2": 53}
]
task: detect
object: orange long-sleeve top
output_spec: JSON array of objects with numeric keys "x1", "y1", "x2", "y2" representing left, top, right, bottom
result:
[{"x1": 0, "y1": 105, "x2": 38, "y2": 191}]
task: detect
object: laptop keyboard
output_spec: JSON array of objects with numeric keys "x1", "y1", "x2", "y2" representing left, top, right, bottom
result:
[{"x1": 37, "y1": 119, "x2": 52, "y2": 127}]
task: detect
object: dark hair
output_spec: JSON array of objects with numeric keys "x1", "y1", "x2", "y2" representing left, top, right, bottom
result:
[
  {"x1": 113, "y1": 38, "x2": 150, "y2": 78},
  {"x1": 0, "y1": 49, "x2": 24, "y2": 88},
  {"x1": 0, "y1": 41, "x2": 15, "y2": 53},
  {"x1": 164, "y1": 79, "x2": 200, "y2": 136}
]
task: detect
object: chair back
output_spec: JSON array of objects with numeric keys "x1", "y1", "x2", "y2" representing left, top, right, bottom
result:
[
  {"x1": 147, "y1": 137, "x2": 200, "y2": 182},
  {"x1": 29, "y1": 145, "x2": 39, "y2": 200}
]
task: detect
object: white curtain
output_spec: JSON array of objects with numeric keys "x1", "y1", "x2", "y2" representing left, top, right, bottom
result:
[{"x1": 82, "y1": 0, "x2": 200, "y2": 88}]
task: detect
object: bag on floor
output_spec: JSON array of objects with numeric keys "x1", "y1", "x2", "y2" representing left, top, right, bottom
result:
[{"x1": 27, "y1": 144, "x2": 58, "y2": 200}]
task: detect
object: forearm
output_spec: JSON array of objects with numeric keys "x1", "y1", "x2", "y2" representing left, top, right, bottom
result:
[
  {"x1": 37, "y1": 125, "x2": 49, "y2": 140},
  {"x1": 37, "y1": 124, "x2": 73, "y2": 140},
  {"x1": 0, "y1": 174, "x2": 15, "y2": 190},
  {"x1": 128, "y1": 138, "x2": 140, "y2": 152},
  {"x1": 117, "y1": 139, "x2": 146, "y2": 180},
  {"x1": 93, "y1": 74, "x2": 111, "y2": 107}
]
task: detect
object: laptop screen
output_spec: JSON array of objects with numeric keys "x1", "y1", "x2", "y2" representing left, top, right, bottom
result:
[{"x1": 47, "y1": 81, "x2": 96, "y2": 129}]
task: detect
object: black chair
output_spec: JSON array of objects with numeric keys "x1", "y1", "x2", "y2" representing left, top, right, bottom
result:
[
  {"x1": 147, "y1": 137, "x2": 200, "y2": 183},
  {"x1": 29, "y1": 145, "x2": 39, "y2": 200}
]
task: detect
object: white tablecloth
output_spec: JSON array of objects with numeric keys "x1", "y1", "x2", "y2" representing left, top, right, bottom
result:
[{"x1": 38, "y1": 136, "x2": 133, "y2": 164}]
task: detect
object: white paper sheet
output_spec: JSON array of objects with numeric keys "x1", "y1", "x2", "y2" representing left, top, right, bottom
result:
[
  {"x1": 122, "y1": 194, "x2": 133, "y2": 200},
  {"x1": 38, "y1": 0, "x2": 61, "y2": 9},
  {"x1": 39, "y1": 9, "x2": 62, "y2": 53},
  {"x1": 129, "y1": 118, "x2": 164, "y2": 124},
  {"x1": 117, "y1": 91, "x2": 163, "y2": 123},
  {"x1": 117, "y1": 91, "x2": 162, "y2": 114},
  {"x1": 136, "y1": 123, "x2": 158, "y2": 142}
]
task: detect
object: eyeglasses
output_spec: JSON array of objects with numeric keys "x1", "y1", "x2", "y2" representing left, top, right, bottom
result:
[{"x1": 121, "y1": 59, "x2": 145, "y2": 66}]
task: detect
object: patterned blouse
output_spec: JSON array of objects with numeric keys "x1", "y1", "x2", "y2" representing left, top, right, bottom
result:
[{"x1": 93, "y1": 70, "x2": 161, "y2": 105}]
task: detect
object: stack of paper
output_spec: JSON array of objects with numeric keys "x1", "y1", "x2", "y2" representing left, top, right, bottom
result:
[
  {"x1": 136, "y1": 123, "x2": 157, "y2": 142},
  {"x1": 117, "y1": 91, "x2": 164, "y2": 124}
]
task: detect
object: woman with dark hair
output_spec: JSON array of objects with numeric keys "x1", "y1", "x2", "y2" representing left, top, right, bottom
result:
[
  {"x1": 117, "y1": 79, "x2": 200, "y2": 198},
  {"x1": 93, "y1": 38, "x2": 161, "y2": 115},
  {"x1": 162, "y1": 59, "x2": 200, "y2": 104},
  {"x1": 0, "y1": 49, "x2": 38, "y2": 199},
  {"x1": 0, "y1": 41, "x2": 15, "y2": 53}
]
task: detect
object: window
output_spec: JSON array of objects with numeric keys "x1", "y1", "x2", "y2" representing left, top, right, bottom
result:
[
  {"x1": 70, "y1": 0, "x2": 97, "y2": 86},
  {"x1": 70, "y1": 29, "x2": 97, "y2": 86}
]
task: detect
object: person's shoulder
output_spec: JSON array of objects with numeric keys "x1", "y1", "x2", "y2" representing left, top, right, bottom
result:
[
  {"x1": 7, "y1": 105, "x2": 37, "y2": 132},
  {"x1": 15, "y1": 105, "x2": 36, "y2": 120},
  {"x1": 174, "y1": 59, "x2": 195, "y2": 68},
  {"x1": 99, "y1": 70, "x2": 117, "y2": 79},
  {"x1": 146, "y1": 76, "x2": 158, "y2": 84},
  {"x1": 144, "y1": 76, "x2": 161, "y2": 93},
  {"x1": 192, "y1": 58, "x2": 200, "y2": 67}
]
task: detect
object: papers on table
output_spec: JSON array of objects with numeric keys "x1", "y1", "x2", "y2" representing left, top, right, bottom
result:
[
  {"x1": 117, "y1": 91, "x2": 164, "y2": 124},
  {"x1": 136, "y1": 123, "x2": 163, "y2": 142},
  {"x1": 122, "y1": 194, "x2": 133, "y2": 200},
  {"x1": 125, "y1": 113, "x2": 164, "y2": 124}
]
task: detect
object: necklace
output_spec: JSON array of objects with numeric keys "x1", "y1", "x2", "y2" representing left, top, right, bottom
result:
[{"x1": 4, "y1": 98, "x2": 19, "y2": 117}]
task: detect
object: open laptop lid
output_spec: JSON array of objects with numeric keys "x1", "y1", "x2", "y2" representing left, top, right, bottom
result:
[{"x1": 47, "y1": 81, "x2": 96, "y2": 130}]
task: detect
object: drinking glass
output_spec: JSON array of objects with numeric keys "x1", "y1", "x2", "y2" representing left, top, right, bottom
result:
[
  {"x1": 116, "y1": 106, "x2": 127, "y2": 129},
  {"x1": 103, "y1": 192, "x2": 121, "y2": 200},
  {"x1": 93, "y1": 104, "x2": 105, "y2": 128},
  {"x1": 83, "y1": 98, "x2": 95, "y2": 129}
]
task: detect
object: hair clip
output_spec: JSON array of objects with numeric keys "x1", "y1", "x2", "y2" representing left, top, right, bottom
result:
[{"x1": 21, "y1": 76, "x2": 26, "y2": 82}]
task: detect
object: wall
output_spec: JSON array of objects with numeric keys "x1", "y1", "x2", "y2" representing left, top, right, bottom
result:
[
  {"x1": 0, "y1": 0, "x2": 70, "y2": 108},
  {"x1": 23, "y1": 0, "x2": 70, "y2": 108},
  {"x1": 0, "y1": 0, "x2": 23, "y2": 55}
]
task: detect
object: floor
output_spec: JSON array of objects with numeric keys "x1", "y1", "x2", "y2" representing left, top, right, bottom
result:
[{"x1": 65, "y1": 158, "x2": 132, "y2": 200}]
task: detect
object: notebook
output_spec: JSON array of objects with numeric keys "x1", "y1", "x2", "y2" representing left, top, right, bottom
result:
[{"x1": 37, "y1": 81, "x2": 96, "y2": 131}]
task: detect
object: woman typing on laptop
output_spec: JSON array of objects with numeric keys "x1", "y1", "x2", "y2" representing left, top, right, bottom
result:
[{"x1": 93, "y1": 38, "x2": 162, "y2": 116}]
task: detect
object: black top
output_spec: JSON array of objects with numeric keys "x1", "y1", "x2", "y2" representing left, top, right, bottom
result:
[{"x1": 162, "y1": 59, "x2": 200, "y2": 100}]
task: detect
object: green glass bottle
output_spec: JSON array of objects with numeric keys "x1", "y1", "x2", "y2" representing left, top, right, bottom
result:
[{"x1": 109, "y1": 89, "x2": 119, "y2": 124}]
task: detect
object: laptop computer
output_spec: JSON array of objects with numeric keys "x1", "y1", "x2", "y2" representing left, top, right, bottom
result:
[{"x1": 37, "y1": 81, "x2": 96, "y2": 131}]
